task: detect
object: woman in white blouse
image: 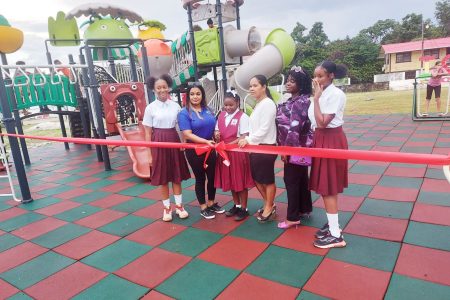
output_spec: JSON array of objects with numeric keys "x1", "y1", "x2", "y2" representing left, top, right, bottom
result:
[
  {"x1": 143, "y1": 74, "x2": 191, "y2": 222},
  {"x1": 238, "y1": 75, "x2": 277, "y2": 222}
]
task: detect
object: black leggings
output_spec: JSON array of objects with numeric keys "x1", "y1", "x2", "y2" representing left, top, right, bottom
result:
[
  {"x1": 284, "y1": 163, "x2": 312, "y2": 221},
  {"x1": 426, "y1": 84, "x2": 441, "y2": 99},
  {"x1": 185, "y1": 149, "x2": 216, "y2": 205}
]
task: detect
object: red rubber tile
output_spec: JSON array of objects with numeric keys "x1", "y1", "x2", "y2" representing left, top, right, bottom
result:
[
  {"x1": 12, "y1": 217, "x2": 67, "y2": 240},
  {"x1": 0, "y1": 207, "x2": 27, "y2": 222},
  {"x1": 217, "y1": 273, "x2": 300, "y2": 300},
  {"x1": 100, "y1": 181, "x2": 136, "y2": 193},
  {"x1": 133, "y1": 203, "x2": 165, "y2": 220},
  {"x1": 54, "y1": 188, "x2": 93, "y2": 200},
  {"x1": 126, "y1": 221, "x2": 187, "y2": 247},
  {"x1": 371, "y1": 146, "x2": 402, "y2": 152},
  {"x1": 53, "y1": 230, "x2": 120, "y2": 260},
  {"x1": 421, "y1": 178, "x2": 450, "y2": 193},
  {"x1": 193, "y1": 213, "x2": 244, "y2": 235},
  {"x1": 108, "y1": 171, "x2": 135, "y2": 181},
  {"x1": 90, "y1": 194, "x2": 133, "y2": 208},
  {"x1": 353, "y1": 140, "x2": 377, "y2": 146},
  {"x1": 138, "y1": 186, "x2": 165, "y2": 200},
  {"x1": 66, "y1": 177, "x2": 101, "y2": 187},
  {"x1": 0, "y1": 279, "x2": 19, "y2": 299},
  {"x1": 356, "y1": 160, "x2": 390, "y2": 167},
  {"x1": 24, "y1": 262, "x2": 107, "y2": 300},
  {"x1": 313, "y1": 195, "x2": 364, "y2": 212},
  {"x1": 273, "y1": 226, "x2": 329, "y2": 256},
  {"x1": 410, "y1": 203, "x2": 450, "y2": 226},
  {"x1": 31, "y1": 183, "x2": 60, "y2": 193},
  {"x1": 74, "y1": 209, "x2": 127, "y2": 229},
  {"x1": 384, "y1": 166, "x2": 427, "y2": 178},
  {"x1": 304, "y1": 258, "x2": 390, "y2": 299},
  {"x1": 114, "y1": 248, "x2": 191, "y2": 288},
  {"x1": 35, "y1": 201, "x2": 82, "y2": 216},
  {"x1": 0, "y1": 242, "x2": 48, "y2": 273},
  {"x1": 44, "y1": 173, "x2": 71, "y2": 183},
  {"x1": 395, "y1": 244, "x2": 450, "y2": 286},
  {"x1": 348, "y1": 173, "x2": 382, "y2": 185},
  {"x1": 404, "y1": 141, "x2": 435, "y2": 147},
  {"x1": 78, "y1": 169, "x2": 104, "y2": 177},
  {"x1": 344, "y1": 213, "x2": 408, "y2": 242},
  {"x1": 141, "y1": 290, "x2": 175, "y2": 300},
  {"x1": 198, "y1": 236, "x2": 268, "y2": 270},
  {"x1": 368, "y1": 186, "x2": 418, "y2": 202}
]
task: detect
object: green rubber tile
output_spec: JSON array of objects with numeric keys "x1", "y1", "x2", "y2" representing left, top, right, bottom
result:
[
  {"x1": 400, "y1": 147, "x2": 432, "y2": 154},
  {"x1": 343, "y1": 184, "x2": 373, "y2": 197},
  {"x1": 358, "y1": 198, "x2": 413, "y2": 219},
  {"x1": 231, "y1": 217, "x2": 283, "y2": 243},
  {"x1": 378, "y1": 176, "x2": 423, "y2": 189},
  {"x1": 31, "y1": 223, "x2": 91, "y2": 248},
  {"x1": 425, "y1": 168, "x2": 446, "y2": 180},
  {"x1": 246, "y1": 245, "x2": 322, "y2": 287},
  {"x1": 93, "y1": 170, "x2": 121, "y2": 179},
  {"x1": 54, "y1": 205, "x2": 102, "y2": 222},
  {"x1": 350, "y1": 164, "x2": 388, "y2": 175},
  {"x1": 64, "y1": 167, "x2": 92, "y2": 174},
  {"x1": 327, "y1": 234, "x2": 401, "y2": 271},
  {"x1": 125, "y1": 177, "x2": 149, "y2": 184},
  {"x1": 301, "y1": 208, "x2": 353, "y2": 229},
  {"x1": 178, "y1": 190, "x2": 197, "y2": 204},
  {"x1": 275, "y1": 191, "x2": 288, "y2": 203},
  {"x1": 435, "y1": 141, "x2": 450, "y2": 147},
  {"x1": 0, "y1": 251, "x2": 74, "y2": 290},
  {"x1": 417, "y1": 191, "x2": 450, "y2": 207},
  {"x1": 171, "y1": 205, "x2": 202, "y2": 226},
  {"x1": 98, "y1": 215, "x2": 153, "y2": 237},
  {"x1": 159, "y1": 227, "x2": 222, "y2": 257},
  {"x1": 297, "y1": 291, "x2": 330, "y2": 300},
  {"x1": 117, "y1": 185, "x2": 155, "y2": 197},
  {"x1": 81, "y1": 239, "x2": 151, "y2": 272},
  {"x1": 84, "y1": 179, "x2": 117, "y2": 190},
  {"x1": 0, "y1": 212, "x2": 46, "y2": 232},
  {"x1": 181, "y1": 178, "x2": 196, "y2": 189},
  {"x1": 215, "y1": 189, "x2": 233, "y2": 196},
  {"x1": 156, "y1": 259, "x2": 239, "y2": 300},
  {"x1": 38, "y1": 185, "x2": 73, "y2": 196},
  {"x1": 275, "y1": 176, "x2": 285, "y2": 189},
  {"x1": 72, "y1": 274, "x2": 148, "y2": 300},
  {"x1": 0, "y1": 202, "x2": 12, "y2": 212},
  {"x1": 385, "y1": 274, "x2": 450, "y2": 300},
  {"x1": 404, "y1": 221, "x2": 450, "y2": 251},
  {"x1": 349, "y1": 145, "x2": 372, "y2": 150},
  {"x1": 27, "y1": 179, "x2": 47, "y2": 188},
  {"x1": 377, "y1": 140, "x2": 405, "y2": 147},
  {"x1": 7, "y1": 292, "x2": 34, "y2": 300},
  {"x1": 390, "y1": 163, "x2": 427, "y2": 169},
  {"x1": 408, "y1": 137, "x2": 436, "y2": 142},
  {"x1": 72, "y1": 191, "x2": 112, "y2": 204},
  {"x1": 111, "y1": 198, "x2": 156, "y2": 213},
  {"x1": 53, "y1": 175, "x2": 84, "y2": 184},
  {"x1": 19, "y1": 197, "x2": 61, "y2": 211},
  {"x1": 0, "y1": 233, "x2": 24, "y2": 252}
]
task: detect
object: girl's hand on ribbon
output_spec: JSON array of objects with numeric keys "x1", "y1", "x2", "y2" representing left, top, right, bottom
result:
[
  {"x1": 206, "y1": 140, "x2": 215, "y2": 147},
  {"x1": 238, "y1": 138, "x2": 248, "y2": 148}
]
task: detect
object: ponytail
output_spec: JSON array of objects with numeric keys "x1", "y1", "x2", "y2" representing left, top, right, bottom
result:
[{"x1": 319, "y1": 60, "x2": 347, "y2": 79}]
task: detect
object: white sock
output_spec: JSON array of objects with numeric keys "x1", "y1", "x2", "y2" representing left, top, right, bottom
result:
[
  {"x1": 326, "y1": 213, "x2": 341, "y2": 238},
  {"x1": 236, "y1": 204, "x2": 242, "y2": 208},
  {"x1": 174, "y1": 194, "x2": 182, "y2": 206},
  {"x1": 162, "y1": 198, "x2": 170, "y2": 208}
]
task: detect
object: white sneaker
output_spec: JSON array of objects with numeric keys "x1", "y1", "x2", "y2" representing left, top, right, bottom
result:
[
  {"x1": 175, "y1": 205, "x2": 189, "y2": 219},
  {"x1": 162, "y1": 206, "x2": 173, "y2": 222}
]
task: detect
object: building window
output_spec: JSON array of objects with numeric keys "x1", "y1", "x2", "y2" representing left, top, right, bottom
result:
[
  {"x1": 396, "y1": 52, "x2": 412, "y2": 63},
  {"x1": 424, "y1": 49, "x2": 440, "y2": 59}
]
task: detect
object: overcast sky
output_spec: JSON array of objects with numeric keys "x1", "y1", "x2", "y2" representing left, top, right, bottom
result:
[{"x1": 3, "y1": 0, "x2": 440, "y2": 64}]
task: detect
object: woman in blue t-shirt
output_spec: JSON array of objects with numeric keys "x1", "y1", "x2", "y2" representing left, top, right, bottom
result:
[{"x1": 178, "y1": 83, "x2": 225, "y2": 219}]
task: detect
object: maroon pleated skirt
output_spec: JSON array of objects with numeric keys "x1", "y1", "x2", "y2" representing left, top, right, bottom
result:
[
  {"x1": 215, "y1": 151, "x2": 255, "y2": 192},
  {"x1": 309, "y1": 126, "x2": 348, "y2": 196},
  {"x1": 150, "y1": 128, "x2": 191, "y2": 186}
]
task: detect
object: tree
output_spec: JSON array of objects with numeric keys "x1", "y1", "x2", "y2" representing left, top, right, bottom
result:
[
  {"x1": 435, "y1": 0, "x2": 450, "y2": 35},
  {"x1": 358, "y1": 19, "x2": 398, "y2": 44},
  {"x1": 306, "y1": 22, "x2": 329, "y2": 48},
  {"x1": 291, "y1": 22, "x2": 308, "y2": 44}
]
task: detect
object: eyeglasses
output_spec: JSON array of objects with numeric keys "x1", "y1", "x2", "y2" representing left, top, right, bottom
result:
[{"x1": 290, "y1": 66, "x2": 305, "y2": 74}]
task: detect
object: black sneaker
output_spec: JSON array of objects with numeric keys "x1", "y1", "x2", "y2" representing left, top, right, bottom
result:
[
  {"x1": 315, "y1": 223, "x2": 329, "y2": 239},
  {"x1": 200, "y1": 208, "x2": 216, "y2": 219},
  {"x1": 313, "y1": 233, "x2": 346, "y2": 249},
  {"x1": 225, "y1": 205, "x2": 240, "y2": 217},
  {"x1": 234, "y1": 208, "x2": 249, "y2": 221},
  {"x1": 208, "y1": 203, "x2": 225, "y2": 214}
]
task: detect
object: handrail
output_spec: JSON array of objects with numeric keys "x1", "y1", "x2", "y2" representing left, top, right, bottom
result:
[
  {"x1": 14, "y1": 67, "x2": 31, "y2": 87},
  {"x1": 69, "y1": 67, "x2": 78, "y2": 84},
  {"x1": 50, "y1": 66, "x2": 62, "y2": 85},
  {"x1": 32, "y1": 67, "x2": 47, "y2": 87},
  {"x1": 0, "y1": 68, "x2": 14, "y2": 88}
]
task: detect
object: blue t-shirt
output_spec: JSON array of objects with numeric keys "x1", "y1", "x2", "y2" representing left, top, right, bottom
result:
[{"x1": 178, "y1": 107, "x2": 216, "y2": 141}]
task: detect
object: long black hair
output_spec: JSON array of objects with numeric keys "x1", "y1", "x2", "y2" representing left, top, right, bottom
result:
[
  {"x1": 146, "y1": 74, "x2": 173, "y2": 90},
  {"x1": 318, "y1": 60, "x2": 347, "y2": 79},
  {"x1": 185, "y1": 82, "x2": 209, "y2": 118},
  {"x1": 252, "y1": 74, "x2": 273, "y2": 100},
  {"x1": 288, "y1": 67, "x2": 312, "y2": 96}
]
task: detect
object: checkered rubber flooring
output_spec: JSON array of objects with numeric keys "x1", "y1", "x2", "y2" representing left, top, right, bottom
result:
[{"x1": 0, "y1": 114, "x2": 449, "y2": 299}]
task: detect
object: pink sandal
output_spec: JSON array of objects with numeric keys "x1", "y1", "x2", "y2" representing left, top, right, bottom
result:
[{"x1": 277, "y1": 220, "x2": 300, "y2": 229}]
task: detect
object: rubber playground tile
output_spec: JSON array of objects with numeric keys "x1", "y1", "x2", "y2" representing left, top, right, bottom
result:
[
  {"x1": 273, "y1": 226, "x2": 329, "y2": 256},
  {"x1": 141, "y1": 290, "x2": 174, "y2": 300},
  {"x1": 401, "y1": 146, "x2": 433, "y2": 154},
  {"x1": 180, "y1": 178, "x2": 196, "y2": 189},
  {"x1": 81, "y1": 239, "x2": 151, "y2": 272},
  {"x1": 19, "y1": 197, "x2": 61, "y2": 211},
  {"x1": 376, "y1": 140, "x2": 405, "y2": 147},
  {"x1": 35, "y1": 200, "x2": 82, "y2": 216},
  {"x1": 384, "y1": 274, "x2": 450, "y2": 300},
  {"x1": 368, "y1": 186, "x2": 419, "y2": 202},
  {"x1": 394, "y1": 244, "x2": 450, "y2": 286},
  {"x1": 156, "y1": 258, "x2": 239, "y2": 300},
  {"x1": 63, "y1": 167, "x2": 93, "y2": 175},
  {"x1": 371, "y1": 145, "x2": 402, "y2": 152},
  {"x1": 0, "y1": 279, "x2": 19, "y2": 299},
  {"x1": 111, "y1": 197, "x2": 156, "y2": 213},
  {"x1": 98, "y1": 215, "x2": 153, "y2": 237},
  {"x1": 349, "y1": 164, "x2": 388, "y2": 175},
  {"x1": 72, "y1": 274, "x2": 149, "y2": 300},
  {"x1": 349, "y1": 144, "x2": 372, "y2": 150},
  {"x1": 53, "y1": 187, "x2": 93, "y2": 201},
  {"x1": 30, "y1": 182, "x2": 61, "y2": 193},
  {"x1": 81, "y1": 179, "x2": 116, "y2": 190},
  {"x1": 384, "y1": 165, "x2": 427, "y2": 178},
  {"x1": 424, "y1": 168, "x2": 447, "y2": 180},
  {"x1": 230, "y1": 217, "x2": 284, "y2": 244},
  {"x1": 301, "y1": 208, "x2": 353, "y2": 230},
  {"x1": 107, "y1": 171, "x2": 135, "y2": 181},
  {"x1": 38, "y1": 185, "x2": 74, "y2": 196},
  {"x1": 348, "y1": 172, "x2": 381, "y2": 185},
  {"x1": 421, "y1": 178, "x2": 450, "y2": 193},
  {"x1": 0, "y1": 251, "x2": 75, "y2": 290},
  {"x1": 358, "y1": 198, "x2": 413, "y2": 219},
  {"x1": 66, "y1": 176, "x2": 102, "y2": 187},
  {"x1": 53, "y1": 230, "x2": 120, "y2": 260},
  {"x1": 99, "y1": 181, "x2": 136, "y2": 193},
  {"x1": 417, "y1": 191, "x2": 450, "y2": 207},
  {"x1": 89, "y1": 194, "x2": 133, "y2": 208},
  {"x1": 377, "y1": 176, "x2": 423, "y2": 189},
  {"x1": 0, "y1": 207, "x2": 28, "y2": 222},
  {"x1": 304, "y1": 258, "x2": 391, "y2": 299},
  {"x1": 192, "y1": 213, "x2": 245, "y2": 235},
  {"x1": 170, "y1": 205, "x2": 204, "y2": 226},
  {"x1": 248, "y1": 186, "x2": 285, "y2": 199},
  {"x1": 31, "y1": 223, "x2": 91, "y2": 249},
  {"x1": 410, "y1": 203, "x2": 450, "y2": 226},
  {"x1": 313, "y1": 195, "x2": 364, "y2": 212},
  {"x1": 246, "y1": 245, "x2": 322, "y2": 288},
  {"x1": 115, "y1": 248, "x2": 191, "y2": 288},
  {"x1": 0, "y1": 202, "x2": 11, "y2": 212},
  {"x1": 404, "y1": 221, "x2": 450, "y2": 251},
  {"x1": 133, "y1": 202, "x2": 167, "y2": 220},
  {"x1": 0, "y1": 242, "x2": 48, "y2": 273},
  {"x1": 198, "y1": 235, "x2": 268, "y2": 270},
  {"x1": 342, "y1": 183, "x2": 373, "y2": 197},
  {"x1": 74, "y1": 209, "x2": 128, "y2": 229},
  {"x1": 0, "y1": 212, "x2": 46, "y2": 232},
  {"x1": 117, "y1": 184, "x2": 156, "y2": 197},
  {"x1": 54, "y1": 205, "x2": 102, "y2": 222},
  {"x1": 71, "y1": 191, "x2": 112, "y2": 204},
  {"x1": 159, "y1": 227, "x2": 222, "y2": 257},
  {"x1": 53, "y1": 174, "x2": 85, "y2": 185},
  {"x1": 24, "y1": 262, "x2": 107, "y2": 300},
  {"x1": 296, "y1": 291, "x2": 330, "y2": 300},
  {"x1": 126, "y1": 221, "x2": 187, "y2": 247},
  {"x1": 216, "y1": 272, "x2": 300, "y2": 300},
  {"x1": 8, "y1": 292, "x2": 34, "y2": 300},
  {"x1": 11, "y1": 217, "x2": 67, "y2": 240},
  {"x1": 0, "y1": 233, "x2": 24, "y2": 252},
  {"x1": 344, "y1": 213, "x2": 408, "y2": 242}
]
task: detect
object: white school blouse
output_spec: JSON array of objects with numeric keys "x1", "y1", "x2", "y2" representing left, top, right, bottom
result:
[
  {"x1": 245, "y1": 97, "x2": 277, "y2": 145},
  {"x1": 142, "y1": 99, "x2": 181, "y2": 129},
  {"x1": 214, "y1": 109, "x2": 250, "y2": 137},
  {"x1": 308, "y1": 83, "x2": 346, "y2": 129}
]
